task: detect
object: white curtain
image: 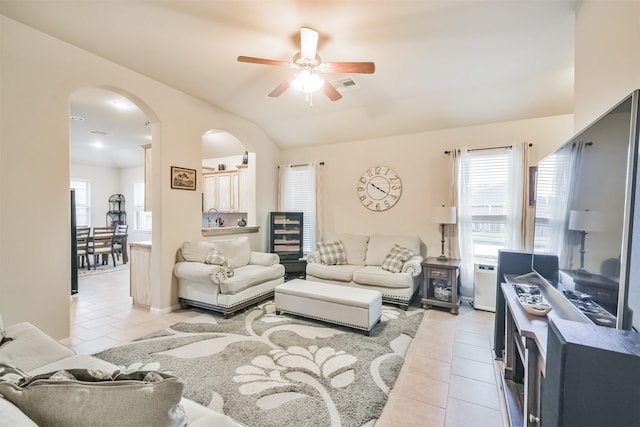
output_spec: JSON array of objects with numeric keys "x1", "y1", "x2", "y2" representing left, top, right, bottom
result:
[
  {"x1": 505, "y1": 142, "x2": 524, "y2": 250},
  {"x1": 456, "y1": 148, "x2": 475, "y2": 295},
  {"x1": 278, "y1": 163, "x2": 322, "y2": 254}
]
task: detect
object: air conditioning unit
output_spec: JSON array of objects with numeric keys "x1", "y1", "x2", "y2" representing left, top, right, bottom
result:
[{"x1": 473, "y1": 263, "x2": 497, "y2": 312}]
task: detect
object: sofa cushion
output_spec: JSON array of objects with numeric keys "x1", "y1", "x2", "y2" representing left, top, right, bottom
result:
[
  {"x1": 365, "y1": 235, "x2": 422, "y2": 266},
  {"x1": 181, "y1": 241, "x2": 216, "y2": 263},
  {"x1": 381, "y1": 244, "x2": 415, "y2": 273},
  {"x1": 212, "y1": 237, "x2": 251, "y2": 268},
  {"x1": 0, "y1": 396, "x2": 38, "y2": 427},
  {"x1": 353, "y1": 266, "x2": 413, "y2": 289},
  {"x1": 326, "y1": 233, "x2": 369, "y2": 265},
  {"x1": 306, "y1": 263, "x2": 362, "y2": 283},
  {"x1": 0, "y1": 314, "x2": 12, "y2": 348},
  {"x1": 317, "y1": 240, "x2": 347, "y2": 265},
  {"x1": 220, "y1": 264, "x2": 285, "y2": 295},
  {"x1": 205, "y1": 249, "x2": 234, "y2": 277},
  {"x1": 0, "y1": 367, "x2": 187, "y2": 427},
  {"x1": 0, "y1": 322, "x2": 75, "y2": 373}
]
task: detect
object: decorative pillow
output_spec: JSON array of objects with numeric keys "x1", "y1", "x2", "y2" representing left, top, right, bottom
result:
[
  {"x1": 0, "y1": 364, "x2": 28, "y2": 384},
  {"x1": 0, "y1": 367, "x2": 188, "y2": 427},
  {"x1": 0, "y1": 314, "x2": 12, "y2": 348},
  {"x1": 205, "y1": 249, "x2": 234, "y2": 277},
  {"x1": 381, "y1": 244, "x2": 414, "y2": 273},
  {"x1": 317, "y1": 240, "x2": 347, "y2": 265}
]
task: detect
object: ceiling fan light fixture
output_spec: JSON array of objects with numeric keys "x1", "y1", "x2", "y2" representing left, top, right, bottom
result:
[{"x1": 290, "y1": 69, "x2": 324, "y2": 93}]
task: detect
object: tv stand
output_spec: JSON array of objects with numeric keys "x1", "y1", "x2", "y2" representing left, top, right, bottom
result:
[{"x1": 500, "y1": 273, "x2": 640, "y2": 426}]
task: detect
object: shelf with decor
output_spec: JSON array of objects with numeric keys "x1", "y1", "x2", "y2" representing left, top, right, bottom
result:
[{"x1": 269, "y1": 212, "x2": 304, "y2": 278}]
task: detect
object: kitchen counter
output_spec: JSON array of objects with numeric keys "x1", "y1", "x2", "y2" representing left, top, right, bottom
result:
[{"x1": 201, "y1": 226, "x2": 259, "y2": 237}]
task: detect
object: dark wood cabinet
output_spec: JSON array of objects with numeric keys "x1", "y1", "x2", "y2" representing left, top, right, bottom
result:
[
  {"x1": 421, "y1": 257, "x2": 461, "y2": 314},
  {"x1": 269, "y1": 211, "x2": 303, "y2": 261}
]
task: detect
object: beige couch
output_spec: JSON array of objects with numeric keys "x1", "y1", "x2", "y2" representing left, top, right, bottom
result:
[
  {"x1": 173, "y1": 236, "x2": 285, "y2": 317},
  {"x1": 306, "y1": 233, "x2": 424, "y2": 309},
  {"x1": 0, "y1": 320, "x2": 243, "y2": 426}
]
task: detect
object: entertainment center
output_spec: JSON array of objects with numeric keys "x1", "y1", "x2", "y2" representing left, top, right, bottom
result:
[{"x1": 494, "y1": 90, "x2": 640, "y2": 426}]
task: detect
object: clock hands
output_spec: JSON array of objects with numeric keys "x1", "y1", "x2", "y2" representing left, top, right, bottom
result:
[{"x1": 370, "y1": 182, "x2": 388, "y2": 195}]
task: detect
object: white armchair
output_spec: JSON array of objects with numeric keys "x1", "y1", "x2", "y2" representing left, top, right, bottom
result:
[{"x1": 173, "y1": 237, "x2": 285, "y2": 317}]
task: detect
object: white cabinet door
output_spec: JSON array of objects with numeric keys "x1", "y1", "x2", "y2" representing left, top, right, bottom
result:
[
  {"x1": 203, "y1": 174, "x2": 216, "y2": 212},
  {"x1": 231, "y1": 171, "x2": 239, "y2": 212},
  {"x1": 217, "y1": 173, "x2": 232, "y2": 212},
  {"x1": 238, "y1": 166, "x2": 248, "y2": 213}
]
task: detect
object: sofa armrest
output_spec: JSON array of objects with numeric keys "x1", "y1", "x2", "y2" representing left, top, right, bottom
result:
[
  {"x1": 307, "y1": 251, "x2": 321, "y2": 264},
  {"x1": 249, "y1": 251, "x2": 280, "y2": 266},
  {"x1": 402, "y1": 256, "x2": 424, "y2": 277},
  {"x1": 173, "y1": 262, "x2": 228, "y2": 285}
]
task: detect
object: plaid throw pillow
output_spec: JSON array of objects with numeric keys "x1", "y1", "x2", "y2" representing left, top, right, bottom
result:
[
  {"x1": 381, "y1": 244, "x2": 414, "y2": 273},
  {"x1": 205, "y1": 249, "x2": 234, "y2": 277},
  {"x1": 317, "y1": 240, "x2": 347, "y2": 265}
]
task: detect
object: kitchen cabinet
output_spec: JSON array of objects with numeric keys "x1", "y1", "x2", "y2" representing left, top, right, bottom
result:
[{"x1": 202, "y1": 166, "x2": 246, "y2": 213}]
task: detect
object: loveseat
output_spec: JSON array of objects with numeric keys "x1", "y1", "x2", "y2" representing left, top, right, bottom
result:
[
  {"x1": 173, "y1": 236, "x2": 285, "y2": 317},
  {"x1": 306, "y1": 233, "x2": 424, "y2": 309},
  {"x1": 0, "y1": 318, "x2": 243, "y2": 426}
]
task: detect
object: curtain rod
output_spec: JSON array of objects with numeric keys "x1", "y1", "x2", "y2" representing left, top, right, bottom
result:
[
  {"x1": 444, "y1": 143, "x2": 533, "y2": 155},
  {"x1": 277, "y1": 162, "x2": 325, "y2": 168}
]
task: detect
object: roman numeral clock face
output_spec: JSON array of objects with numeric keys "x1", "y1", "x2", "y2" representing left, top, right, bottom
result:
[{"x1": 357, "y1": 165, "x2": 402, "y2": 211}]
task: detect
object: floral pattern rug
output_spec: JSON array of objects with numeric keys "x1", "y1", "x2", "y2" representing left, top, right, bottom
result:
[{"x1": 94, "y1": 300, "x2": 424, "y2": 427}]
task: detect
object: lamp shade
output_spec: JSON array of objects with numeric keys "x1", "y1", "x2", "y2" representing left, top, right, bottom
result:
[
  {"x1": 568, "y1": 209, "x2": 604, "y2": 232},
  {"x1": 432, "y1": 206, "x2": 457, "y2": 224}
]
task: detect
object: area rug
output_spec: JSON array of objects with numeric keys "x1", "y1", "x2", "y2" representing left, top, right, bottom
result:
[
  {"x1": 77, "y1": 262, "x2": 129, "y2": 277},
  {"x1": 94, "y1": 300, "x2": 424, "y2": 427}
]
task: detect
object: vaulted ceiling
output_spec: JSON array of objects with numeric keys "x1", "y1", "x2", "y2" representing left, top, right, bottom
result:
[{"x1": 1, "y1": 0, "x2": 577, "y2": 167}]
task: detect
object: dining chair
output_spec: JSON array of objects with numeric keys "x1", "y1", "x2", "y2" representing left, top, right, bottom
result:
[
  {"x1": 112, "y1": 224, "x2": 129, "y2": 264},
  {"x1": 76, "y1": 226, "x2": 91, "y2": 269},
  {"x1": 90, "y1": 226, "x2": 116, "y2": 269}
]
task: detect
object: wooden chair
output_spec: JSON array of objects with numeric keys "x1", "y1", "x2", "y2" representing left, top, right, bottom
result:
[
  {"x1": 112, "y1": 224, "x2": 128, "y2": 264},
  {"x1": 90, "y1": 226, "x2": 116, "y2": 269},
  {"x1": 76, "y1": 226, "x2": 91, "y2": 269}
]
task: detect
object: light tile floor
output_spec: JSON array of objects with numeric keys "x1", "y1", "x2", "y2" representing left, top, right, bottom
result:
[{"x1": 70, "y1": 268, "x2": 508, "y2": 427}]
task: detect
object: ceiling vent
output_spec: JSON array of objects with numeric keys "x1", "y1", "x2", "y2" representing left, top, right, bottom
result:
[{"x1": 330, "y1": 77, "x2": 359, "y2": 91}]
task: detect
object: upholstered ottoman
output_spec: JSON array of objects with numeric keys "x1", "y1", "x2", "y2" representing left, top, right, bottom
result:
[{"x1": 274, "y1": 279, "x2": 382, "y2": 334}]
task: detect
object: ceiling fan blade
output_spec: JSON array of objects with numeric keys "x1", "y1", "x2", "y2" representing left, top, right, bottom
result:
[
  {"x1": 300, "y1": 27, "x2": 319, "y2": 60},
  {"x1": 268, "y1": 75, "x2": 295, "y2": 98},
  {"x1": 322, "y1": 82, "x2": 343, "y2": 101},
  {"x1": 237, "y1": 56, "x2": 290, "y2": 67},
  {"x1": 325, "y1": 61, "x2": 375, "y2": 74}
]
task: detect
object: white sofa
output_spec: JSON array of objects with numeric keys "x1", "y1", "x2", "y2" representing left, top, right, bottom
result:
[
  {"x1": 306, "y1": 233, "x2": 424, "y2": 309},
  {"x1": 173, "y1": 236, "x2": 285, "y2": 317},
  {"x1": 0, "y1": 320, "x2": 243, "y2": 427}
]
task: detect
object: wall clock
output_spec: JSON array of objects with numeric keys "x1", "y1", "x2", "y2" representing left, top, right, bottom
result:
[{"x1": 357, "y1": 165, "x2": 402, "y2": 211}]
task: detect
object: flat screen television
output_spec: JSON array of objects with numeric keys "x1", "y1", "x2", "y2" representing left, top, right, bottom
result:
[{"x1": 532, "y1": 90, "x2": 640, "y2": 331}]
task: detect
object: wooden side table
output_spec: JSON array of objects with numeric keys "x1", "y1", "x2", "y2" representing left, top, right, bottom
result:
[
  {"x1": 281, "y1": 258, "x2": 307, "y2": 281},
  {"x1": 421, "y1": 257, "x2": 461, "y2": 314}
]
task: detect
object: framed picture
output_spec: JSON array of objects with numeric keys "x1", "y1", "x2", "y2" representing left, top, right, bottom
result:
[{"x1": 171, "y1": 166, "x2": 197, "y2": 191}]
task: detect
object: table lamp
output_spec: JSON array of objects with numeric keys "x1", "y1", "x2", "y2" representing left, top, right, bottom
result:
[
  {"x1": 432, "y1": 205, "x2": 457, "y2": 260},
  {"x1": 568, "y1": 209, "x2": 604, "y2": 275}
]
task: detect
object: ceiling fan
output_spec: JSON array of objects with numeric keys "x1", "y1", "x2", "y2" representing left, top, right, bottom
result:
[{"x1": 238, "y1": 27, "x2": 375, "y2": 102}]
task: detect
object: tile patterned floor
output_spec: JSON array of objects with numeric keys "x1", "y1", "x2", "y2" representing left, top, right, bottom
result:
[{"x1": 70, "y1": 268, "x2": 508, "y2": 426}]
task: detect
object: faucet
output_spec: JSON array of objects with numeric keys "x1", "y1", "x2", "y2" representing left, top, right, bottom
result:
[{"x1": 207, "y1": 208, "x2": 219, "y2": 228}]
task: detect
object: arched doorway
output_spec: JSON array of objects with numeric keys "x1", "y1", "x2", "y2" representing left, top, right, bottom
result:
[
  {"x1": 69, "y1": 87, "x2": 153, "y2": 285},
  {"x1": 201, "y1": 130, "x2": 256, "y2": 229}
]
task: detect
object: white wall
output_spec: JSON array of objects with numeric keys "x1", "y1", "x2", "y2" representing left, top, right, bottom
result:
[
  {"x1": 280, "y1": 115, "x2": 574, "y2": 261},
  {"x1": 0, "y1": 16, "x2": 280, "y2": 338},
  {"x1": 574, "y1": 0, "x2": 640, "y2": 130}
]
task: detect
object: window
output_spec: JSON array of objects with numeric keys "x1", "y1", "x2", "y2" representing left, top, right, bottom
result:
[
  {"x1": 134, "y1": 182, "x2": 152, "y2": 231},
  {"x1": 279, "y1": 164, "x2": 317, "y2": 254},
  {"x1": 459, "y1": 147, "x2": 522, "y2": 264},
  {"x1": 70, "y1": 179, "x2": 90, "y2": 226}
]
